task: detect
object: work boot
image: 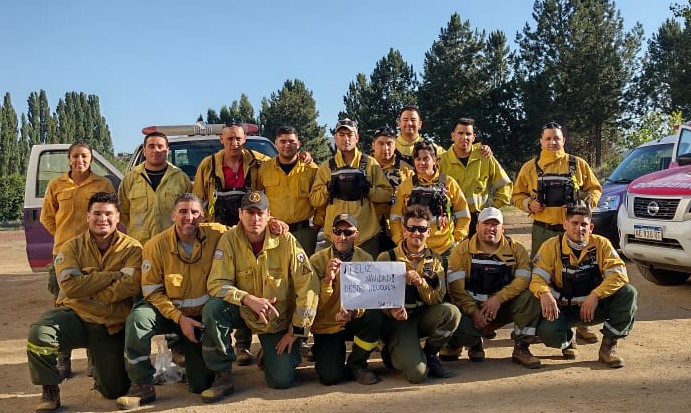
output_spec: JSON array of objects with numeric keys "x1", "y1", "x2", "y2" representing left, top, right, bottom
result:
[
  {"x1": 576, "y1": 326, "x2": 599, "y2": 343},
  {"x1": 424, "y1": 343, "x2": 453, "y2": 379},
  {"x1": 201, "y1": 369, "x2": 234, "y2": 403},
  {"x1": 235, "y1": 345, "x2": 254, "y2": 366},
  {"x1": 116, "y1": 383, "x2": 156, "y2": 410},
  {"x1": 350, "y1": 366, "x2": 380, "y2": 385},
  {"x1": 599, "y1": 336, "x2": 624, "y2": 368},
  {"x1": 467, "y1": 340, "x2": 486, "y2": 363},
  {"x1": 438, "y1": 342, "x2": 463, "y2": 361},
  {"x1": 512, "y1": 340, "x2": 541, "y2": 369},
  {"x1": 56, "y1": 352, "x2": 72, "y2": 379},
  {"x1": 562, "y1": 339, "x2": 578, "y2": 360},
  {"x1": 35, "y1": 384, "x2": 60, "y2": 411}
]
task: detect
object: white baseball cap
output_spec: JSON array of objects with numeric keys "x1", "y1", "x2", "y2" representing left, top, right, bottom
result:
[{"x1": 478, "y1": 207, "x2": 503, "y2": 224}]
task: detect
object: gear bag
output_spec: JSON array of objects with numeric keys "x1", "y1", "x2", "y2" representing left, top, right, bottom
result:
[
  {"x1": 328, "y1": 156, "x2": 370, "y2": 203},
  {"x1": 210, "y1": 152, "x2": 258, "y2": 226},
  {"x1": 407, "y1": 174, "x2": 450, "y2": 222},
  {"x1": 555, "y1": 234, "x2": 603, "y2": 304},
  {"x1": 535, "y1": 155, "x2": 577, "y2": 207},
  {"x1": 466, "y1": 242, "x2": 514, "y2": 296}
]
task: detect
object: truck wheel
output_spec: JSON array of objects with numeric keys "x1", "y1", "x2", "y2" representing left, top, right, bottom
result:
[{"x1": 636, "y1": 262, "x2": 691, "y2": 286}]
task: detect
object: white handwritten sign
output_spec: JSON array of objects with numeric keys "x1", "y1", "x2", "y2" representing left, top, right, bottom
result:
[{"x1": 339, "y1": 261, "x2": 406, "y2": 310}]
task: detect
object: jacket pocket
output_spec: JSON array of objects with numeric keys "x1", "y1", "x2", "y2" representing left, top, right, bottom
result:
[{"x1": 165, "y1": 273, "x2": 184, "y2": 300}]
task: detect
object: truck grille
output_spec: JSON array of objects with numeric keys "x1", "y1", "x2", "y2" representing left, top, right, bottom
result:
[
  {"x1": 632, "y1": 197, "x2": 680, "y2": 220},
  {"x1": 626, "y1": 235, "x2": 683, "y2": 250}
]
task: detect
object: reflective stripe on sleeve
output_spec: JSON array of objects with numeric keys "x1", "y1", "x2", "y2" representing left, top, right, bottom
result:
[
  {"x1": 141, "y1": 284, "x2": 164, "y2": 296},
  {"x1": 57, "y1": 268, "x2": 81, "y2": 283},
  {"x1": 467, "y1": 291, "x2": 489, "y2": 302},
  {"x1": 27, "y1": 341, "x2": 59, "y2": 356},
  {"x1": 390, "y1": 213, "x2": 403, "y2": 223},
  {"x1": 216, "y1": 285, "x2": 232, "y2": 298},
  {"x1": 604, "y1": 266, "x2": 627, "y2": 277},
  {"x1": 172, "y1": 294, "x2": 210, "y2": 308},
  {"x1": 447, "y1": 270, "x2": 465, "y2": 284},
  {"x1": 533, "y1": 268, "x2": 552, "y2": 282},
  {"x1": 453, "y1": 210, "x2": 470, "y2": 219},
  {"x1": 515, "y1": 269, "x2": 531, "y2": 279},
  {"x1": 353, "y1": 335, "x2": 379, "y2": 352}
]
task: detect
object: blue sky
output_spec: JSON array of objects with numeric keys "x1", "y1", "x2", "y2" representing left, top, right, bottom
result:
[{"x1": 0, "y1": 0, "x2": 678, "y2": 153}]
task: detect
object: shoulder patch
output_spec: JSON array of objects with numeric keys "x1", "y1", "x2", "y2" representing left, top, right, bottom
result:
[
  {"x1": 53, "y1": 253, "x2": 64, "y2": 266},
  {"x1": 297, "y1": 252, "x2": 306, "y2": 263},
  {"x1": 214, "y1": 249, "x2": 224, "y2": 260},
  {"x1": 141, "y1": 259, "x2": 152, "y2": 274}
]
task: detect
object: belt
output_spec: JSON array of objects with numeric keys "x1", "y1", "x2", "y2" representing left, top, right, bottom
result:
[
  {"x1": 288, "y1": 220, "x2": 311, "y2": 232},
  {"x1": 533, "y1": 220, "x2": 563, "y2": 231}
]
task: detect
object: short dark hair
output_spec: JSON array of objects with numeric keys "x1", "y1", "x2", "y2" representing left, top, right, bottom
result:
[
  {"x1": 276, "y1": 126, "x2": 298, "y2": 137},
  {"x1": 399, "y1": 106, "x2": 421, "y2": 119},
  {"x1": 144, "y1": 131, "x2": 169, "y2": 147},
  {"x1": 174, "y1": 193, "x2": 203, "y2": 210},
  {"x1": 566, "y1": 203, "x2": 592, "y2": 221},
  {"x1": 403, "y1": 205, "x2": 432, "y2": 227},
  {"x1": 413, "y1": 139, "x2": 438, "y2": 159},
  {"x1": 452, "y1": 117, "x2": 476, "y2": 131},
  {"x1": 88, "y1": 192, "x2": 120, "y2": 212},
  {"x1": 68, "y1": 140, "x2": 93, "y2": 157}
]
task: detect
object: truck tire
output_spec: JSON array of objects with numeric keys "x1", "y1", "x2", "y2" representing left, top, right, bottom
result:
[{"x1": 636, "y1": 262, "x2": 691, "y2": 286}]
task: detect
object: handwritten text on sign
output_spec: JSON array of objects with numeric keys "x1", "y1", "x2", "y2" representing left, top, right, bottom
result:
[{"x1": 340, "y1": 261, "x2": 406, "y2": 310}]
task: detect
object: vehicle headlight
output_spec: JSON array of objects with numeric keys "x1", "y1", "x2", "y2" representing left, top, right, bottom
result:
[{"x1": 593, "y1": 195, "x2": 621, "y2": 212}]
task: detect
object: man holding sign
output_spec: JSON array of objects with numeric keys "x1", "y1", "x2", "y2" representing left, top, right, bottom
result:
[
  {"x1": 310, "y1": 213, "x2": 384, "y2": 386},
  {"x1": 377, "y1": 205, "x2": 461, "y2": 383}
]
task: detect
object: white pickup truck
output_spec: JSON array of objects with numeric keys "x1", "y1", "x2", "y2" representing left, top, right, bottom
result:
[{"x1": 617, "y1": 124, "x2": 691, "y2": 285}]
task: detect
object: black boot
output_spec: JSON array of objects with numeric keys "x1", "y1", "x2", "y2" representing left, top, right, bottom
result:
[{"x1": 424, "y1": 342, "x2": 453, "y2": 379}]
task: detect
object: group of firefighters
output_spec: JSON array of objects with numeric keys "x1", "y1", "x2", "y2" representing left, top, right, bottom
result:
[{"x1": 27, "y1": 107, "x2": 638, "y2": 412}]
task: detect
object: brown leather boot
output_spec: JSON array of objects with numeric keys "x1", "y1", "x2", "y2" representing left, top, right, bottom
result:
[
  {"x1": 201, "y1": 369, "x2": 235, "y2": 403},
  {"x1": 36, "y1": 385, "x2": 60, "y2": 411},
  {"x1": 576, "y1": 326, "x2": 599, "y2": 343},
  {"x1": 116, "y1": 383, "x2": 156, "y2": 410},
  {"x1": 562, "y1": 339, "x2": 578, "y2": 360},
  {"x1": 512, "y1": 340, "x2": 541, "y2": 369},
  {"x1": 599, "y1": 336, "x2": 624, "y2": 368}
]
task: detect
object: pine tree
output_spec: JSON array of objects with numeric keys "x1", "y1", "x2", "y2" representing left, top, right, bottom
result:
[{"x1": 0, "y1": 93, "x2": 19, "y2": 175}]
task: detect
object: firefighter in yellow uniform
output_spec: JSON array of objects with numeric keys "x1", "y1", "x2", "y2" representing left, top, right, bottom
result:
[
  {"x1": 310, "y1": 213, "x2": 383, "y2": 386},
  {"x1": 203, "y1": 191, "x2": 319, "y2": 399},
  {"x1": 395, "y1": 106, "x2": 444, "y2": 162},
  {"x1": 310, "y1": 118, "x2": 393, "y2": 258},
  {"x1": 256, "y1": 126, "x2": 319, "y2": 255},
  {"x1": 116, "y1": 194, "x2": 228, "y2": 410},
  {"x1": 118, "y1": 131, "x2": 192, "y2": 246},
  {"x1": 390, "y1": 140, "x2": 471, "y2": 268},
  {"x1": 530, "y1": 204, "x2": 637, "y2": 368},
  {"x1": 439, "y1": 118, "x2": 512, "y2": 237},
  {"x1": 28, "y1": 192, "x2": 142, "y2": 412}
]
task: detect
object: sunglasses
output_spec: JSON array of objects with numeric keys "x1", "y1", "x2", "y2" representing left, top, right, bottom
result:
[
  {"x1": 541, "y1": 121, "x2": 562, "y2": 131},
  {"x1": 225, "y1": 119, "x2": 244, "y2": 127},
  {"x1": 332, "y1": 228, "x2": 356, "y2": 236},
  {"x1": 373, "y1": 125, "x2": 396, "y2": 137},
  {"x1": 405, "y1": 225, "x2": 429, "y2": 234},
  {"x1": 335, "y1": 118, "x2": 358, "y2": 128}
]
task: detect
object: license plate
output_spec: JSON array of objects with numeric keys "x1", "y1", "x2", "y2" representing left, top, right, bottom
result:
[{"x1": 634, "y1": 225, "x2": 663, "y2": 241}]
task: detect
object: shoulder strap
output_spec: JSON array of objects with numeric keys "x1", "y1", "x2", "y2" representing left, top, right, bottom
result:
[
  {"x1": 412, "y1": 174, "x2": 419, "y2": 187},
  {"x1": 358, "y1": 154, "x2": 368, "y2": 172},
  {"x1": 387, "y1": 249, "x2": 396, "y2": 262},
  {"x1": 210, "y1": 155, "x2": 222, "y2": 190},
  {"x1": 329, "y1": 157, "x2": 336, "y2": 171},
  {"x1": 439, "y1": 173, "x2": 446, "y2": 187},
  {"x1": 568, "y1": 154, "x2": 576, "y2": 176},
  {"x1": 534, "y1": 156, "x2": 544, "y2": 176}
]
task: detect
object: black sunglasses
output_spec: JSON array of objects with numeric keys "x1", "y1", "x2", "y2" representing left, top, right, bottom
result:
[
  {"x1": 225, "y1": 119, "x2": 244, "y2": 127},
  {"x1": 332, "y1": 228, "x2": 356, "y2": 236},
  {"x1": 373, "y1": 125, "x2": 396, "y2": 137},
  {"x1": 541, "y1": 121, "x2": 562, "y2": 131},
  {"x1": 335, "y1": 118, "x2": 358, "y2": 128},
  {"x1": 405, "y1": 225, "x2": 429, "y2": 234}
]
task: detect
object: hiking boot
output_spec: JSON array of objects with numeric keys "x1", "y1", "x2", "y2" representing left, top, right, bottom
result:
[
  {"x1": 467, "y1": 341, "x2": 486, "y2": 363},
  {"x1": 257, "y1": 348, "x2": 265, "y2": 371},
  {"x1": 201, "y1": 369, "x2": 234, "y2": 403},
  {"x1": 438, "y1": 342, "x2": 463, "y2": 361},
  {"x1": 562, "y1": 340, "x2": 578, "y2": 360},
  {"x1": 426, "y1": 353, "x2": 454, "y2": 378},
  {"x1": 512, "y1": 340, "x2": 541, "y2": 369},
  {"x1": 599, "y1": 336, "x2": 624, "y2": 368},
  {"x1": 116, "y1": 383, "x2": 156, "y2": 410},
  {"x1": 235, "y1": 345, "x2": 254, "y2": 366},
  {"x1": 171, "y1": 345, "x2": 186, "y2": 368},
  {"x1": 350, "y1": 366, "x2": 380, "y2": 385},
  {"x1": 56, "y1": 353, "x2": 72, "y2": 380},
  {"x1": 36, "y1": 385, "x2": 60, "y2": 411},
  {"x1": 576, "y1": 326, "x2": 599, "y2": 344}
]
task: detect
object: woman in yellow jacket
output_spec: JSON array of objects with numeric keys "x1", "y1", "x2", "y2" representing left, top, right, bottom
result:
[{"x1": 390, "y1": 140, "x2": 470, "y2": 267}]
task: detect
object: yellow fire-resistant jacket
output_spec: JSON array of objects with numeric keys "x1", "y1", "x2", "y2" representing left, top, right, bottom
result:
[
  {"x1": 530, "y1": 233, "x2": 628, "y2": 304},
  {"x1": 141, "y1": 223, "x2": 227, "y2": 323},
  {"x1": 118, "y1": 162, "x2": 192, "y2": 245},
  {"x1": 395, "y1": 134, "x2": 445, "y2": 158},
  {"x1": 310, "y1": 247, "x2": 373, "y2": 335},
  {"x1": 192, "y1": 148, "x2": 270, "y2": 218},
  {"x1": 512, "y1": 149, "x2": 602, "y2": 225},
  {"x1": 256, "y1": 157, "x2": 318, "y2": 224},
  {"x1": 55, "y1": 230, "x2": 142, "y2": 334},
  {"x1": 439, "y1": 144, "x2": 513, "y2": 213},
  {"x1": 390, "y1": 170, "x2": 471, "y2": 254},
  {"x1": 447, "y1": 235, "x2": 531, "y2": 315},
  {"x1": 207, "y1": 225, "x2": 319, "y2": 336},
  {"x1": 374, "y1": 157, "x2": 415, "y2": 232},
  {"x1": 376, "y1": 245, "x2": 446, "y2": 307},
  {"x1": 309, "y1": 149, "x2": 393, "y2": 245},
  {"x1": 41, "y1": 172, "x2": 115, "y2": 254}
]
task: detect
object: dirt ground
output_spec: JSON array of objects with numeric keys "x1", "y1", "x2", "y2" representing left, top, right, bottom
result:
[{"x1": 1, "y1": 211, "x2": 690, "y2": 412}]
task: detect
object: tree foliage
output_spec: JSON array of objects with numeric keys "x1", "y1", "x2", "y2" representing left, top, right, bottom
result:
[
  {"x1": 0, "y1": 174, "x2": 24, "y2": 223},
  {"x1": 55, "y1": 92, "x2": 114, "y2": 155},
  {"x1": 259, "y1": 79, "x2": 331, "y2": 162},
  {"x1": 0, "y1": 93, "x2": 19, "y2": 176}
]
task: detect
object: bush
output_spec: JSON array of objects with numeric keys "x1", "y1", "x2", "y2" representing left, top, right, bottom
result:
[{"x1": 0, "y1": 174, "x2": 25, "y2": 223}]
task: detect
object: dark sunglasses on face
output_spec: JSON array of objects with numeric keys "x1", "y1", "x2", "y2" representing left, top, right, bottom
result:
[
  {"x1": 541, "y1": 121, "x2": 562, "y2": 131},
  {"x1": 373, "y1": 125, "x2": 396, "y2": 137},
  {"x1": 333, "y1": 228, "x2": 356, "y2": 236},
  {"x1": 405, "y1": 225, "x2": 429, "y2": 233},
  {"x1": 336, "y1": 118, "x2": 358, "y2": 128}
]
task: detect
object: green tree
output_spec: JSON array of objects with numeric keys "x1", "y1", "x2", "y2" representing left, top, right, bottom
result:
[
  {"x1": 260, "y1": 79, "x2": 331, "y2": 162},
  {"x1": 0, "y1": 174, "x2": 24, "y2": 223},
  {"x1": 18, "y1": 113, "x2": 30, "y2": 174},
  {"x1": 231, "y1": 94, "x2": 256, "y2": 123},
  {"x1": 0, "y1": 93, "x2": 19, "y2": 176},
  {"x1": 56, "y1": 92, "x2": 114, "y2": 155},
  {"x1": 206, "y1": 109, "x2": 220, "y2": 124},
  {"x1": 27, "y1": 90, "x2": 56, "y2": 145}
]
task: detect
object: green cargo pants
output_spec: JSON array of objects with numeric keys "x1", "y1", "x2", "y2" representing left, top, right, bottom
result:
[
  {"x1": 537, "y1": 284, "x2": 638, "y2": 349},
  {"x1": 312, "y1": 309, "x2": 383, "y2": 385},
  {"x1": 123, "y1": 301, "x2": 214, "y2": 393},
  {"x1": 27, "y1": 307, "x2": 130, "y2": 399},
  {"x1": 450, "y1": 290, "x2": 541, "y2": 347},
  {"x1": 381, "y1": 302, "x2": 461, "y2": 383},
  {"x1": 531, "y1": 223, "x2": 563, "y2": 258},
  {"x1": 291, "y1": 225, "x2": 318, "y2": 256}
]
